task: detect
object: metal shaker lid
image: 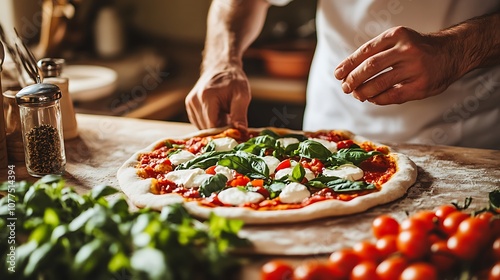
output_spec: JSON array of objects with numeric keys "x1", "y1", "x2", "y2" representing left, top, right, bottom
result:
[
  {"x1": 16, "y1": 83, "x2": 62, "y2": 105},
  {"x1": 37, "y1": 58, "x2": 65, "y2": 77}
]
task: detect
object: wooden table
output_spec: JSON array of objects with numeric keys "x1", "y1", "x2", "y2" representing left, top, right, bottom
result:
[{"x1": 4, "y1": 114, "x2": 500, "y2": 279}]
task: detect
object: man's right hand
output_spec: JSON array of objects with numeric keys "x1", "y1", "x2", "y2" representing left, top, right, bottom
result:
[{"x1": 185, "y1": 65, "x2": 251, "y2": 130}]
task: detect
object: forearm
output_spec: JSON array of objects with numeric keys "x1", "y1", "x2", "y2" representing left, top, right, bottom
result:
[
  {"x1": 437, "y1": 11, "x2": 500, "y2": 78},
  {"x1": 202, "y1": 0, "x2": 270, "y2": 71}
]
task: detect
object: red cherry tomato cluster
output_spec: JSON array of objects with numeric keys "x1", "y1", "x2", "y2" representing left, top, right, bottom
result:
[{"x1": 261, "y1": 204, "x2": 500, "y2": 280}]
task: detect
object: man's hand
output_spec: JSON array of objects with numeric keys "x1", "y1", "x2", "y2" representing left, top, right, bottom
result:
[
  {"x1": 334, "y1": 26, "x2": 455, "y2": 105},
  {"x1": 185, "y1": 66, "x2": 251, "y2": 130}
]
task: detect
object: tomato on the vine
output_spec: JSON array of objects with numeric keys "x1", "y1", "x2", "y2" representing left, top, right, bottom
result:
[
  {"x1": 375, "y1": 235, "x2": 398, "y2": 259},
  {"x1": 353, "y1": 241, "x2": 382, "y2": 263},
  {"x1": 376, "y1": 256, "x2": 408, "y2": 280},
  {"x1": 350, "y1": 261, "x2": 378, "y2": 280},
  {"x1": 372, "y1": 215, "x2": 400, "y2": 238},
  {"x1": 294, "y1": 261, "x2": 335, "y2": 280},
  {"x1": 400, "y1": 263, "x2": 438, "y2": 280},
  {"x1": 328, "y1": 248, "x2": 361, "y2": 278},
  {"x1": 261, "y1": 260, "x2": 294, "y2": 280},
  {"x1": 441, "y1": 211, "x2": 469, "y2": 236},
  {"x1": 396, "y1": 230, "x2": 430, "y2": 260}
]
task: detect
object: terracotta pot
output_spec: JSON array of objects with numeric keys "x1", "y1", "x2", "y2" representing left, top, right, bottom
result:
[{"x1": 257, "y1": 40, "x2": 316, "y2": 79}]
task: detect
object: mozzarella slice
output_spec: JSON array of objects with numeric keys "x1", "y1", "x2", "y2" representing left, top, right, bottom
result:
[
  {"x1": 310, "y1": 138, "x2": 338, "y2": 153},
  {"x1": 217, "y1": 187, "x2": 265, "y2": 205},
  {"x1": 277, "y1": 137, "x2": 299, "y2": 148},
  {"x1": 165, "y1": 168, "x2": 213, "y2": 188},
  {"x1": 275, "y1": 161, "x2": 315, "y2": 181},
  {"x1": 323, "y1": 164, "x2": 364, "y2": 181},
  {"x1": 214, "y1": 165, "x2": 235, "y2": 181},
  {"x1": 168, "y1": 150, "x2": 195, "y2": 165},
  {"x1": 260, "y1": 156, "x2": 280, "y2": 174},
  {"x1": 279, "y1": 182, "x2": 310, "y2": 204},
  {"x1": 211, "y1": 137, "x2": 238, "y2": 152}
]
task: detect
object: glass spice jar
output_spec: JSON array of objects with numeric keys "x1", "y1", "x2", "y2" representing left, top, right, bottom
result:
[{"x1": 16, "y1": 83, "x2": 66, "y2": 177}]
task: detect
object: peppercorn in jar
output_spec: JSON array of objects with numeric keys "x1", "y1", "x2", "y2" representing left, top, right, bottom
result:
[{"x1": 16, "y1": 83, "x2": 66, "y2": 177}]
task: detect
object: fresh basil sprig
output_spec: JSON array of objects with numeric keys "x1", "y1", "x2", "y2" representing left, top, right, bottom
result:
[{"x1": 0, "y1": 176, "x2": 248, "y2": 280}]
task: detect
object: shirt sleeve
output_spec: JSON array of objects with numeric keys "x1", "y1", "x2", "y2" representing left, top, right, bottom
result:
[{"x1": 266, "y1": 0, "x2": 293, "y2": 6}]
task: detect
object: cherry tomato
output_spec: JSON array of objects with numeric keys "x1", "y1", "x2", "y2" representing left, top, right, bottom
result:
[
  {"x1": 457, "y1": 216, "x2": 491, "y2": 247},
  {"x1": 400, "y1": 216, "x2": 434, "y2": 234},
  {"x1": 328, "y1": 248, "x2": 361, "y2": 278},
  {"x1": 261, "y1": 260, "x2": 294, "y2": 280},
  {"x1": 276, "y1": 159, "x2": 292, "y2": 171},
  {"x1": 489, "y1": 262, "x2": 500, "y2": 280},
  {"x1": 441, "y1": 211, "x2": 469, "y2": 236},
  {"x1": 337, "y1": 140, "x2": 354, "y2": 150},
  {"x1": 408, "y1": 210, "x2": 438, "y2": 232},
  {"x1": 376, "y1": 256, "x2": 408, "y2": 280},
  {"x1": 205, "y1": 165, "x2": 217, "y2": 175},
  {"x1": 447, "y1": 232, "x2": 480, "y2": 261},
  {"x1": 353, "y1": 241, "x2": 382, "y2": 263},
  {"x1": 396, "y1": 230, "x2": 430, "y2": 260},
  {"x1": 493, "y1": 237, "x2": 500, "y2": 260},
  {"x1": 350, "y1": 261, "x2": 378, "y2": 280},
  {"x1": 252, "y1": 185, "x2": 270, "y2": 199},
  {"x1": 372, "y1": 215, "x2": 400, "y2": 239},
  {"x1": 429, "y1": 240, "x2": 457, "y2": 272},
  {"x1": 294, "y1": 261, "x2": 335, "y2": 280},
  {"x1": 433, "y1": 204, "x2": 457, "y2": 221},
  {"x1": 375, "y1": 235, "x2": 398, "y2": 259},
  {"x1": 400, "y1": 263, "x2": 438, "y2": 280},
  {"x1": 229, "y1": 175, "x2": 251, "y2": 187}
]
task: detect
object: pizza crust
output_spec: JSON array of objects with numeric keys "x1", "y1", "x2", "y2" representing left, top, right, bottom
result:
[{"x1": 117, "y1": 127, "x2": 417, "y2": 224}]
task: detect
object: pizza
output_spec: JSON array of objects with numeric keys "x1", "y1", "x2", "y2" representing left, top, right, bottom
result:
[{"x1": 117, "y1": 127, "x2": 417, "y2": 224}]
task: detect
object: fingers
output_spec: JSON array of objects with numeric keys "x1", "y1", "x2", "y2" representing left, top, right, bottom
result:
[
  {"x1": 335, "y1": 32, "x2": 395, "y2": 82},
  {"x1": 351, "y1": 65, "x2": 412, "y2": 102}
]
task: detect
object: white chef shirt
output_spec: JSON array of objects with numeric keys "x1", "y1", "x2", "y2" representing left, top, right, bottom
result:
[{"x1": 268, "y1": 0, "x2": 500, "y2": 149}]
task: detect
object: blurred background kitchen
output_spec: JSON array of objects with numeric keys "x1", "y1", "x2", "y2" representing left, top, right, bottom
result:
[{"x1": 1, "y1": 0, "x2": 317, "y2": 130}]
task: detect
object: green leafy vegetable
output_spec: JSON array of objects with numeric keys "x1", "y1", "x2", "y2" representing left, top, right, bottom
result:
[
  {"x1": 489, "y1": 189, "x2": 500, "y2": 213},
  {"x1": 295, "y1": 140, "x2": 332, "y2": 160},
  {"x1": 218, "y1": 151, "x2": 269, "y2": 179},
  {"x1": 175, "y1": 151, "x2": 227, "y2": 170},
  {"x1": 0, "y1": 176, "x2": 248, "y2": 280},
  {"x1": 328, "y1": 146, "x2": 381, "y2": 166},
  {"x1": 265, "y1": 182, "x2": 286, "y2": 199},
  {"x1": 308, "y1": 176, "x2": 376, "y2": 193},
  {"x1": 199, "y1": 174, "x2": 228, "y2": 197}
]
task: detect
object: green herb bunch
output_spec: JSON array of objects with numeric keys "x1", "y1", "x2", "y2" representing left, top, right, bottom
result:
[{"x1": 0, "y1": 175, "x2": 249, "y2": 280}]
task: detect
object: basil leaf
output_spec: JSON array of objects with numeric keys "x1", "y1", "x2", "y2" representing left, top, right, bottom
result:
[
  {"x1": 259, "y1": 129, "x2": 281, "y2": 138},
  {"x1": 296, "y1": 140, "x2": 332, "y2": 160},
  {"x1": 236, "y1": 135, "x2": 284, "y2": 157},
  {"x1": 309, "y1": 176, "x2": 376, "y2": 193},
  {"x1": 290, "y1": 164, "x2": 305, "y2": 182},
  {"x1": 175, "y1": 151, "x2": 227, "y2": 170},
  {"x1": 489, "y1": 189, "x2": 500, "y2": 213},
  {"x1": 203, "y1": 140, "x2": 217, "y2": 152},
  {"x1": 265, "y1": 181, "x2": 286, "y2": 199},
  {"x1": 199, "y1": 174, "x2": 228, "y2": 197},
  {"x1": 218, "y1": 152, "x2": 269, "y2": 179},
  {"x1": 328, "y1": 147, "x2": 381, "y2": 166},
  {"x1": 253, "y1": 135, "x2": 277, "y2": 146}
]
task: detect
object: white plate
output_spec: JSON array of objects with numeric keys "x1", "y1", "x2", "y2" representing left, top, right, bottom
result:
[{"x1": 65, "y1": 65, "x2": 118, "y2": 102}]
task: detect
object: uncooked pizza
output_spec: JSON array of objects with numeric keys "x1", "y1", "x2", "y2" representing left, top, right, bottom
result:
[{"x1": 117, "y1": 127, "x2": 417, "y2": 224}]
